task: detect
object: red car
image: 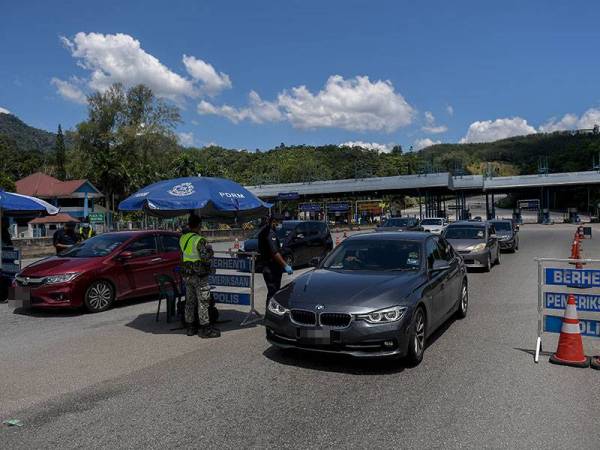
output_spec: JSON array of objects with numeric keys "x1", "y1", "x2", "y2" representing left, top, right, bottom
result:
[{"x1": 14, "y1": 231, "x2": 182, "y2": 312}]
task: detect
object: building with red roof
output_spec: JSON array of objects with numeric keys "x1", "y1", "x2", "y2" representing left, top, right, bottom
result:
[{"x1": 15, "y1": 173, "x2": 104, "y2": 238}]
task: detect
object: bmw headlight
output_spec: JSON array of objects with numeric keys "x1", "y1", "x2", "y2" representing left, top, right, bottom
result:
[
  {"x1": 468, "y1": 243, "x2": 487, "y2": 252},
  {"x1": 44, "y1": 273, "x2": 81, "y2": 284},
  {"x1": 357, "y1": 306, "x2": 407, "y2": 324},
  {"x1": 268, "y1": 298, "x2": 289, "y2": 316}
]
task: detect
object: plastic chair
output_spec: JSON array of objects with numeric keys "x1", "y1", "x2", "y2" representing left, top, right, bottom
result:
[{"x1": 155, "y1": 274, "x2": 178, "y2": 323}]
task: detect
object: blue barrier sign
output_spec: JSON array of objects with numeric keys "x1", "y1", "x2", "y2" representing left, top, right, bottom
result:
[
  {"x1": 299, "y1": 203, "x2": 321, "y2": 212},
  {"x1": 212, "y1": 291, "x2": 251, "y2": 306},
  {"x1": 328, "y1": 202, "x2": 350, "y2": 212},
  {"x1": 545, "y1": 292, "x2": 600, "y2": 312},
  {"x1": 211, "y1": 257, "x2": 250, "y2": 272},
  {"x1": 544, "y1": 315, "x2": 600, "y2": 338},
  {"x1": 278, "y1": 192, "x2": 300, "y2": 200},
  {"x1": 1, "y1": 249, "x2": 19, "y2": 261},
  {"x1": 1, "y1": 263, "x2": 20, "y2": 274},
  {"x1": 545, "y1": 268, "x2": 600, "y2": 288},
  {"x1": 209, "y1": 274, "x2": 250, "y2": 288}
]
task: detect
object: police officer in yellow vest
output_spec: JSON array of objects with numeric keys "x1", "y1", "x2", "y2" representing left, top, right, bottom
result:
[
  {"x1": 79, "y1": 217, "x2": 96, "y2": 241},
  {"x1": 179, "y1": 214, "x2": 220, "y2": 338}
]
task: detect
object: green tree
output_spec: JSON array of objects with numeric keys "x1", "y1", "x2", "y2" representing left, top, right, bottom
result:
[
  {"x1": 74, "y1": 83, "x2": 181, "y2": 214},
  {"x1": 54, "y1": 124, "x2": 66, "y2": 180}
]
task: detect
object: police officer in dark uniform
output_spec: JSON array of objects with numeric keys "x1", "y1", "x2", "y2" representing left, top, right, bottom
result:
[{"x1": 258, "y1": 214, "x2": 293, "y2": 307}]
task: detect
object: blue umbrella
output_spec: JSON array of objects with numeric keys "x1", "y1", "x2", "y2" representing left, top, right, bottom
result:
[
  {"x1": 0, "y1": 190, "x2": 60, "y2": 270},
  {"x1": 118, "y1": 176, "x2": 271, "y2": 218}
]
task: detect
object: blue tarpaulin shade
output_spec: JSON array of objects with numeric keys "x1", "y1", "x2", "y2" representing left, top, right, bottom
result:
[
  {"x1": 118, "y1": 177, "x2": 271, "y2": 218},
  {"x1": 0, "y1": 190, "x2": 60, "y2": 270}
]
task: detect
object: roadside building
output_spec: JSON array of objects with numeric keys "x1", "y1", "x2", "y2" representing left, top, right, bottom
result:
[
  {"x1": 27, "y1": 213, "x2": 79, "y2": 238},
  {"x1": 14, "y1": 172, "x2": 105, "y2": 238}
]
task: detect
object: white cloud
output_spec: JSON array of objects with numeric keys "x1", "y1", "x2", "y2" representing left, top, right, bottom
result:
[
  {"x1": 182, "y1": 55, "x2": 231, "y2": 96},
  {"x1": 50, "y1": 77, "x2": 87, "y2": 104},
  {"x1": 0, "y1": 107, "x2": 10, "y2": 114},
  {"x1": 199, "y1": 75, "x2": 414, "y2": 132},
  {"x1": 413, "y1": 138, "x2": 441, "y2": 150},
  {"x1": 540, "y1": 108, "x2": 600, "y2": 132},
  {"x1": 61, "y1": 32, "x2": 196, "y2": 101},
  {"x1": 198, "y1": 90, "x2": 282, "y2": 124},
  {"x1": 277, "y1": 75, "x2": 413, "y2": 132},
  {"x1": 460, "y1": 117, "x2": 536, "y2": 143},
  {"x1": 340, "y1": 141, "x2": 395, "y2": 153},
  {"x1": 177, "y1": 132, "x2": 194, "y2": 147},
  {"x1": 421, "y1": 111, "x2": 448, "y2": 134},
  {"x1": 446, "y1": 105, "x2": 454, "y2": 116}
]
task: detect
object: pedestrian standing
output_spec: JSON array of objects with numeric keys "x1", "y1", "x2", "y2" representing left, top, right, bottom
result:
[
  {"x1": 179, "y1": 214, "x2": 220, "y2": 338},
  {"x1": 53, "y1": 221, "x2": 80, "y2": 254},
  {"x1": 258, "y1": 214, "x2": 293, "y2": 308},
  {"x1": 79, "y1": 217, "x2": 96, "y2": 241}
]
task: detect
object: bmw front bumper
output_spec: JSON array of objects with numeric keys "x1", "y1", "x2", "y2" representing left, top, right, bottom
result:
[{"x1": 264, "y1": 311, "x2": 412, "y2": 358}]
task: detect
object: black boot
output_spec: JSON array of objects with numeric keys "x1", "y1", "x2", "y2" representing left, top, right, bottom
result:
[
  {"x1": 186, "y1": 324, "x2": 197, "y2": 336},
  {"x1": 199, "y1": 325, "x2": 221, "y2": 338}
]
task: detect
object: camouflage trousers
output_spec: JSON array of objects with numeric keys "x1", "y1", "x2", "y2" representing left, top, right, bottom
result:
[{"x1": 183, "y1": 275, "x2": 210, "y2": 326}]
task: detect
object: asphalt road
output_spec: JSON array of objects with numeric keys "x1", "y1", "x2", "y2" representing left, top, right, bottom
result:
[{"x1": 2, "y1": 226, "x2": 600, "y2": 449}]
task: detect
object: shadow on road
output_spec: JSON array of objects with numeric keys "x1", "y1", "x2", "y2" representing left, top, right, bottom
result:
[
  {"x1": 262, "y1": 346, "x2": 408, "y2": 375},
  {"x1": 125, "y1": 309, "x2": 261, "y2": 335}
]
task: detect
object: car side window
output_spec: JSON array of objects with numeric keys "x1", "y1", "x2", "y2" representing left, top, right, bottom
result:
[
  {"x1": 125, "y1": 236, "x2": 157, "y2": 257},
  {"x1": 161, "y1": 234, "x2": 180, "y2": 253},
  {"x1": 436, "y1": 238, "x2": 453, "y2": 261},
  {"x1": 426, "y1": 237, "x2": 441, "y2": 268}
]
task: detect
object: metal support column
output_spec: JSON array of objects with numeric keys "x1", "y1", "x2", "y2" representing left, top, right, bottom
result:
[
  {"x1": 491, "y1": 193, "x2": 496, "y2": 219},
  {"x1": 485, "y1": 193, "x2": 490, "y2": 220}
]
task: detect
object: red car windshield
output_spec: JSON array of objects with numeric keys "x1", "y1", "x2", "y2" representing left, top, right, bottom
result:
[{"x1": 59, "y1": 234, "x2": 131, "y2": 258}]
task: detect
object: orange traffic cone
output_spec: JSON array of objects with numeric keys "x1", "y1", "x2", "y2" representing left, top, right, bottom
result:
[
  {"x1": 569, "y1": 239, "x2": 583, "y2": 269},
  {"x1": 233, "y1": 238, "x2": 240, "y2": 250},
  {"x1": 549, "y1": 294, "x2": 590, "y2": 368}
]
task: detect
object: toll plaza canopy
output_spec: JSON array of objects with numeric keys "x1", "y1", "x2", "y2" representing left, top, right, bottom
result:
[{"x1": 246, "y1": 170, "x2": 600, "y2": 198}]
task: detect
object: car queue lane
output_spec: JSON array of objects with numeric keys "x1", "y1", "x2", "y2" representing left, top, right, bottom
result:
[{"x1": 1, "y1": 225, "x2": 599, "y2": 449}]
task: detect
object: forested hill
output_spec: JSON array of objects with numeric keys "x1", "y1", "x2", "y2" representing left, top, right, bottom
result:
[
  {"x1": 0, "y1": 112, "x2": 73, "y2": 153},
  {"x1": 420, "y1": 130, "x2": 600, "y2": 175},
  {"x1": 2, "y1": 108, "x2": 600, "y2": 195}
]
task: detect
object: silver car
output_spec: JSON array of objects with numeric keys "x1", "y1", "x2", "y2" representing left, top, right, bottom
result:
[{"x1": 443, "y1": 221, "x2": 500, "y2": 271}]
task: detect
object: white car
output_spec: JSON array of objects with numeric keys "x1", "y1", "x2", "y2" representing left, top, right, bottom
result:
[{"x1": 420, "y1": 217, "x2": 448, "y2": 234}]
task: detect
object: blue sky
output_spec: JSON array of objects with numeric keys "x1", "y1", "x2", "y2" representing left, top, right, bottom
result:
[{"x1": 2, "y1": 1, "x2": 600, "y2": 151}]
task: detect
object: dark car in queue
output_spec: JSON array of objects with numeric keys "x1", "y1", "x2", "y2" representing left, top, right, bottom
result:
[
  {"x1": 264, "y1": 232, "x2": 468, "y2": 364},
  {"x1": 375, "y1": 216, "x2": 423, "y2": 232},
  {"x1": 243, "y1": 220, "x2": 333, "y2": 268},
  {"x1": 443, "y1": 221, "x2": 500, "y2": 271},
  {"x1": 13, "y1": 231, "x2": 182, "y2": 312},
  {"x1": 490, "y1": 219, "x2": 519, "y2": 252}
]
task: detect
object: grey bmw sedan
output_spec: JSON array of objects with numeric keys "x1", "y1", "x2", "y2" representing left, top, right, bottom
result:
[{"x1": 264, "y1": 232, "x2": 468, "y2": 365}]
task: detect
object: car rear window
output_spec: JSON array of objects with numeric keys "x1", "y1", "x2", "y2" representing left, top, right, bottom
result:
[{"x1": 445, "y1": 226, "x2": 485, "y2": 240}]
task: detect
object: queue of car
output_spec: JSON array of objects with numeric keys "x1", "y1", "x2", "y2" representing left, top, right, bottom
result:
[{"x1": 11, "y1": 215, "x2": 519, "y2": 366}]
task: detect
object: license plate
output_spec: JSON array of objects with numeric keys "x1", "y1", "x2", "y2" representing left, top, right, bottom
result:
[
  {"x1": 299, "y1": 328, "x2": 331, "y2": 345},
  {"x1": 8, "y1": 286, "x2": 31, "y2": 309}
]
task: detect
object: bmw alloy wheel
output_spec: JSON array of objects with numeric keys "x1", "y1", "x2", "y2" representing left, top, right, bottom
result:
[
  {"x1": 414, "y1": 311, "x2": 425, "y2": 356},
  {"x1": 85, "y1": 281, "x2": 114, "y2": 313}
]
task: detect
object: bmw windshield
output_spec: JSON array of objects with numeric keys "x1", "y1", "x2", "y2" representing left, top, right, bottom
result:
[
  {"x1": 322, "y1": 239, "x2": 421, "y2": 271},
  {"x1": 59, "y1": 234, "x2": 130, "y2": 257}
]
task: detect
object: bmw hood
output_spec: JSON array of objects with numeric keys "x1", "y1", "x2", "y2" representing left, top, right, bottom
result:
[{"x1": 273, "y1": 269, "x2": 425, "y2": 314}]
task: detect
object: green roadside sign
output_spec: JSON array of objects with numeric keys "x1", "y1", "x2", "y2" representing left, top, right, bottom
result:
[{"x1": 88, "y1": 212, "x2": 105, "y2": 223}]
